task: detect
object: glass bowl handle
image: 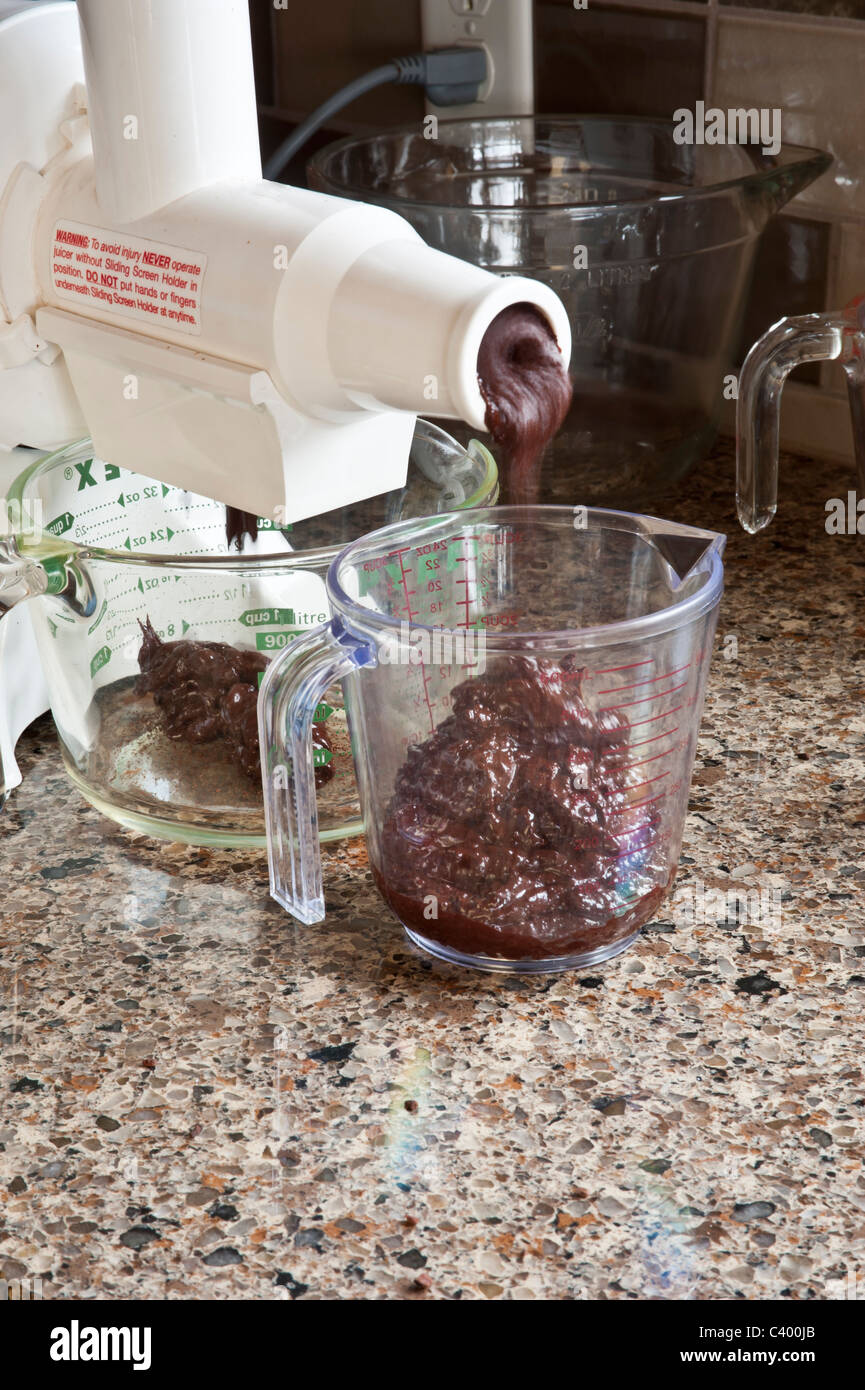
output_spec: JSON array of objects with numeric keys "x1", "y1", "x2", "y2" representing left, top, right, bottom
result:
[
  {"x1": 258, "y1": 616, "x2": 376, "y2": 924},
  {"x1": 736, "y1": 312, "x2": 849, "y2": 533},
  {"x1": 0, "y1": 536, "x2": 47, "y2": 617},
  {"x1": 0, "y1": 536, "x2": 51, "y2": 806}
]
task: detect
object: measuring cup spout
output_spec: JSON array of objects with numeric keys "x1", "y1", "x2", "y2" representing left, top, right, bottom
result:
[
  {"x1": 259, "y1": 618, "x2": 376, "y2": 924},
  {"x1": 750, "y1": 150, "x2": 832, "y2": 229},
  {"x1": 633, "y1": 516, "x2": 726, "y2": 584},
  {"x1": 736, "y1": 312, "x2": 847, "y2": 532}
]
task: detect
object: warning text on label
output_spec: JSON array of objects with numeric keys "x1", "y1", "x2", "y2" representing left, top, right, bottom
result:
[{"x1": 51, "y1": 220, "x2": 207, "y2": 334}]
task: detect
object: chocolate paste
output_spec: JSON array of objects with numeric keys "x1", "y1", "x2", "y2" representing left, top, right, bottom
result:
[
  {"x1": 136, "y1": 619, "x2": 333, "y2": 786},
  {"x1": 477, "y1": 304, "x2": 573, "y2": 505},
  {"x1": 373, "y1": 657, "x2": 665, "y2": 961},
  {"x1": 225, "y1": 507, "x2": 259, "y2": 552},
  {"x1": 222, "y1": 302, "x2": 570, "y2": 549}
]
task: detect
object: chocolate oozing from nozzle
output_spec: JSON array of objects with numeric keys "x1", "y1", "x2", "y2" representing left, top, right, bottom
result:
[
  {"x1": 477, "y1": 303, "x2": 573, "y2": 505},
  {"x1": 223, "y1": 302, "x2": 570, "y2": 548},
  {"x1": 225, "y1": 507, "x2": 259, "y2": 552},
  {"x1": 136, "y1": 618, "x2": 334, "y2": 786}
]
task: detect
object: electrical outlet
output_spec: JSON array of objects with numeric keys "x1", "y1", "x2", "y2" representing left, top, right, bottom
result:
[{"x1": 420, "y1": 0, "x2": 534, "y2": 118}]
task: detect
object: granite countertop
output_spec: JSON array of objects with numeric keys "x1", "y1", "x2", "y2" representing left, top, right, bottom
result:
[{"x1": 1, "y1": 441, "x2": 863, "y2": 1302}]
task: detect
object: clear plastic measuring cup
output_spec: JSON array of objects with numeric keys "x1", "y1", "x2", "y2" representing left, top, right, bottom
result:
[
  {"x1": 260, "y1": 506, "x2": 725, "y2": 973},
  {"x1": 737, "y1": 295, "x2": 865, "y2": 532},
  {"x1": 0, "y1": 423, "x2": 497, "y2": 844}
]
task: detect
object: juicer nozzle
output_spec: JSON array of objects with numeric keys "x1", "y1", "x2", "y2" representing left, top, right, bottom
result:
[{"x1": 322, "y1": 237, "x2": 571, "y2": 431}]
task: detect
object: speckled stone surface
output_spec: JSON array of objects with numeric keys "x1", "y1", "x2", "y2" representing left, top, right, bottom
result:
[{"x1": 1, "y1": 441, "x2": 863, "y2": 1302}]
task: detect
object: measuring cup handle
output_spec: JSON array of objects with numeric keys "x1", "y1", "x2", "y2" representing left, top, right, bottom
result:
[
  {"x1": 736, "y1": 312, "x2": 852, "y2": 533},
  {"x1": 258, "y1": 616, "x2": 376, "y2": 924}
]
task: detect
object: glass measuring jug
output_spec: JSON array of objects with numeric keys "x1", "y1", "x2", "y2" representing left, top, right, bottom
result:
[
  {"x1": 737, "y1": 296, "x2": 865, "y2": 532},
  {"x1": 0, "y1": 423, "x2": 497, "y2": 845},
  {"x1": 260, "y1": 506, "x2": 725, "y2": 973},
  {"x1": 311, "y1": 117, "x2": 829, "y2": 509}
]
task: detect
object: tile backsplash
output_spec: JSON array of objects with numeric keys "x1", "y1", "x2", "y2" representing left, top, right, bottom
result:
[
  {"x1": 735, "y1": 213, "x2": 832, "y2": 386},
  {"x1": 535, "y1": 6, "x2": 707, "y2": 117},
  {"x1": 266, "y1": 0, "x2": 424, "y2": 130},
  {"x1": 261, "y1": 0, "x2": 865, "y2": 462},
  {"x1": 712, "y1": 12, "x2": 864, "y2": 219},
  {"x1": 534, "y1": 0, "x2": 865, "y2": 460}
]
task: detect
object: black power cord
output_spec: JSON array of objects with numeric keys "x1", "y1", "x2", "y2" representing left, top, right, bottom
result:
[{"x1": 263, "y1": 47, "x2": 488, "y2": 181}]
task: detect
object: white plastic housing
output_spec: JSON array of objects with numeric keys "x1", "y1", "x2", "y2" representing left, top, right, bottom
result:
[
  {"x1": 329, "y1": 239, "x2": 568, "y2": 429},
  {"x1": 76, "y1": 0, "x2": 261, "y2": 222},
  {"x1": 0, "y1": 0, "x2": 571, "y2": 522},
  {"x1": 0, "y1": 2, "x2": 88, "y2": 451}
]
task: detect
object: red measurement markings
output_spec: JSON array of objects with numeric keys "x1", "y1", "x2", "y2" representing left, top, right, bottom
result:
[
  {"x1": 452, "y1": 537, "x2": 483, "y2": 632},
  {"x1": 478, "y1": 611, "x2": 520, "y2": 628},
  {"x1": 626, "y1": 739, "x2": 684, "y2": 770},
  {"x1": 625, "y1": 770, "x2": 669, "y2": 794},
  {"x1": 418, "y1": 664, "x2": 436, "y2": 733},
  {"x1": 612, "y1": 819, "x2": 654, "y2": 839},
  {"x1": 612, "y1": 789, "x2": 669, "y2": 815},
  {"x1": 628, "y1": 703, "x2": 685, "y2": 730},
  {"x1": 596, "y1": 662, "x2": 690, "y2": 696},
  {"x1": 608, "y1": 835, "x2": 658, "y2": 862},
  {"x1": 454, "y1": 577, "x2": 474, "y2": 629},
  {"x1": 591, "y1": 657, "x2": 656, "y2": 676},
  {"x1": 600, "y1": 679, "x2": 690, "y2": 712},
  {"x1": 584, "y1": 829, "x2": 659, "y2": 862},
  {"x1": 615, "y1": 892, "x2": 642, "y2": 909},
  {"x1": 394, "y1": 547, "x2": 420, "y2": 623},
  {"x1": 628, "y1": 726, "x2": 680, "y2": 752},
  {"x1": 394, "y1": 547, "x2": 435, "y2": 733},
  {"x1": 389, "y1": 536, "x2": 486, "y2": 736}
]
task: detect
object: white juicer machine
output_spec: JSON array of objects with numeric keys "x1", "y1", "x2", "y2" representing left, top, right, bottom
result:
[{"x1": 0, "y1": 0, "x2": 571, "y2": 524}]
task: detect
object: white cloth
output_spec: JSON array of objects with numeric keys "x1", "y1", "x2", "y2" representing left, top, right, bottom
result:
[{"x1": 0, "y1": 446, "x2": 50, "y2": 795}]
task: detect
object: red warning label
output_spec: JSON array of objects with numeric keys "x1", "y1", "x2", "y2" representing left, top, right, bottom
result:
[{"x1": 50, "y1": 220, "x2": 207, "y2": 335}]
